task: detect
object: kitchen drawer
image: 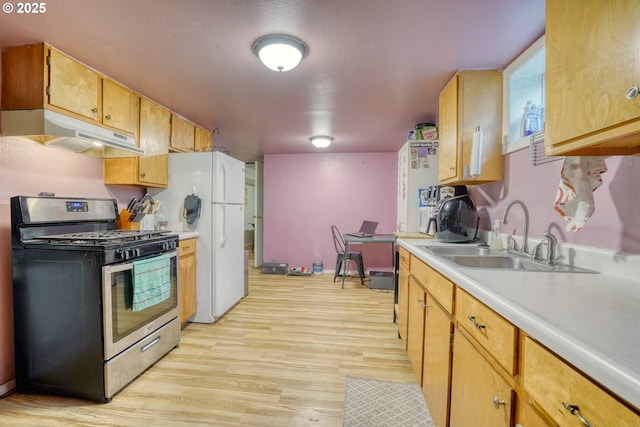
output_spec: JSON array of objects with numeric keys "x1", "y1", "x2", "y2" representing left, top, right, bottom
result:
[
  {"x1": 179, "y1": 238, "x2": 196, "y2": 257},
  {"x1": 399, "y1": 246, "x2": 410, "y2": 270},
  {"x1": 411, "y1": 256, "x2": 454, "y2": 314},
  {"x1": 523, "y1": 336, "x2": 639, "y2": 427},
  {"x1": 455, "y1": 288, "x2": 516, "y2": 375}
]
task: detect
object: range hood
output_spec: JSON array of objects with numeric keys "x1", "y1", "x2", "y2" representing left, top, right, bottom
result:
[{"x1": 1, "y1": 109, "x2": 145, "y2": 157}]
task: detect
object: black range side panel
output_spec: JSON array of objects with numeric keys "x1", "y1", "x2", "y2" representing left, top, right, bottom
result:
[{"x1": 12, "y1": 248, "x2": 106, "y2": 402}]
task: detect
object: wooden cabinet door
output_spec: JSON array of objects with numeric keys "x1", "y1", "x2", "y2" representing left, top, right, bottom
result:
[
  {"x1": 407, "y1": 277, "x2": 426, "y2": 383},
  {"x1": 438, "y1": 74, "x2": 459, "y2": 183},
  {"x1": 438, "y1": 70, "x2": 503, "y2": 184},
  {"x1": 516, "y1": 400, "x2": 555, "y2": 427},
  {"x1": 102, "y1": 78, "x2": 138, "y2": 134},
  {"x1": 449, "y1": 330, "x2": 513, "y2": 427},
  {"x1": 139, "y1": 98, "x2": 171, "y2": 156},
  {"x1": 48, "y1": 48, "x2": 100, "y2": 120},
  {"x1": 422, "y1": 299, "x2": 453, "y2": 427},
  {"x1": 194, "y1": 126, "x2": 212, "y2": 152},
  {"x1": 179, "y1": 238, "x2": 197, "y2": 323},
  {"x1": 546, "y1": 0, "x2": 640, "y2": 154},
  {"x1": 138, "y1": 98, "x2": 170, "y2": 186},
  {"x1": 397, "y1": 263, "x2": 410, "y2": 347},
  {"x1": 170, "y1": 115, "x2": 195, "y2": 152}
]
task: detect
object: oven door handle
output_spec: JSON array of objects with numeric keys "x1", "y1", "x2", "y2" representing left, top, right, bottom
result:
[
  {"x1": 106, "y1": 250, "x2": 178, "y2": 273},
  {"x1": 140, "y1": 336, "x2": 161, "y2": 353}
]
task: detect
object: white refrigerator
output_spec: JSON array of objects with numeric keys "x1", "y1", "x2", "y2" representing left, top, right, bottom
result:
[
  {"x1": 149, "y1": 151, "x2": 245, "y2": 323},
  {"x1": 397, "y1": 140, "x2": 439, "y2": 233}
]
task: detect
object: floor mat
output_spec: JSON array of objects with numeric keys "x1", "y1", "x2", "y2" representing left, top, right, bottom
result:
[{"x1": 343, "y1": 376, "x2": 435, "y2": 427}]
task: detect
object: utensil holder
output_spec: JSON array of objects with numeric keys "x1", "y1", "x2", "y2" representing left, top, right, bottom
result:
[{"x1": 117, "y1": 209, "x2": 140, "y2": 230}]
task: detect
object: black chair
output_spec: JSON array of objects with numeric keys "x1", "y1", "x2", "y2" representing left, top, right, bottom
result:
[{"x1": 331, "y1": 225, "x2": 365, "y2": 285}]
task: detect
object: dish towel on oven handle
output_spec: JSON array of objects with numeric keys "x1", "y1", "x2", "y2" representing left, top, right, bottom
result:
[
  {"x1": 554, "y1": 156, "x2": 607, "y2": 232},
  {"x1": 132, "y1": 253, "x2": 171, "y2": 311}
]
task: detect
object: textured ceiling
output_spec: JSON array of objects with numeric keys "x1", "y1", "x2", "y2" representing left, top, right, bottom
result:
[{"x1": 0, "y1": 0, "x2": 545, "y2": 162}]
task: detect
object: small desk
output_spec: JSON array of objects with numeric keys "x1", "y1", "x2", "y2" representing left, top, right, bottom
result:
[{"x1": 342, "y1": 233, "x2": 397, "y2": 288}]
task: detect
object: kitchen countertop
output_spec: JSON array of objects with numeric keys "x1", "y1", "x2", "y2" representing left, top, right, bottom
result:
[
  {"x1": 397, "y1": 238, "x2": 640, "y2": 411},
  {"x1": 170, "y1": 231, "x2": 200, "y2": 240}
]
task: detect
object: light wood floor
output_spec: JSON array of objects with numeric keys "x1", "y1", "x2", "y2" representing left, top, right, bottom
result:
[{"x1": 0, "y1": 266, "x2": 416, "y2": 426}]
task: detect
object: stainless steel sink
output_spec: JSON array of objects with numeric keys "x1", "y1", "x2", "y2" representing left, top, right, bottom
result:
[
  {"x1": 419, "y1": 245, "x2": 495, "y2": 256},
  {"x1": 444, "y1": 255, "x2": 597, "y2": 273},
  {"x1": 446, "y1": 255, "x2": 551, "y2": 271},
  {"x1": 419, "y1": 245, "x2": 598, "y2": 273}
]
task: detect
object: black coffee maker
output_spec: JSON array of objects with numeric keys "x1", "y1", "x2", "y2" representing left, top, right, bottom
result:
[{"x1": 429, "y1": 186, "x2": 479, "y2": 243}]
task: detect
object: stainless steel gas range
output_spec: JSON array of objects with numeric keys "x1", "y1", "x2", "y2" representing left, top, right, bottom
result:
[{"x1": 11, "y1": 196, "x2": 181, "y2": 402}]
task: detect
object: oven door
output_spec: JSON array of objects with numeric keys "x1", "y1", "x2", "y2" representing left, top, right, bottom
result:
[{"x1": 102, "y1": 250, "x2": 179, "y2": 360}]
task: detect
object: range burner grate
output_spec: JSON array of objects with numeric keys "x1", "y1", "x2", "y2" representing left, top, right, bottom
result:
[{"x1": 34, "y1": 230, "x2": 166, "y2": 244}]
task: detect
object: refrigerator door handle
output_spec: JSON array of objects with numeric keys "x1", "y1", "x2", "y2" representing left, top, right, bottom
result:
[
  {"x1": 217, "y1": 204, "x2": 228, "y2": 247},
  {"x1": 221, "y1": 163, "x2": 228, "y2": 203}
]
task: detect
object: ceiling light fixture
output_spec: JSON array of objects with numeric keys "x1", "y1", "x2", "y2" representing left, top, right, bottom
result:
[
  {"x1": 310, "y1": 136, "x2": 333, "y2": 148},
  {"x1": 252, "y1": 34, "x2": 309, "y2": 72}
]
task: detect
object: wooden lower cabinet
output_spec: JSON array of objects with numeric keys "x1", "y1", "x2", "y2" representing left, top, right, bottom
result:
[
  {"x1": 516, "y1": 399, "x2": 555, "y2": 427},
  {"x1": 422, "y1": 298, "x2": 453, "y2": 427},
  {"x1": 397, "y1": 249, "x2": 410, "y2": 347},
  {"x1": 449, "y1": 330, "x2": 514, "y2": 427},
  {"x1": 522, "y1": 336, "x2": 639, "y2": 427},
  {"x1": 178, "y1": 238, "x2": 197, "y2": 325},
  {"x1": 407, "y1": 277, "x2": 426, "y2": 381}
]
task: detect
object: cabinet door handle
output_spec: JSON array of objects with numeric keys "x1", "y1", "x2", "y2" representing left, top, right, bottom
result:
[
  {"x1": 492, "y1": 396, "x2": 506, "y2": 409},
  {"x1": 91, "y1": 107, "x2": 99, "y2": 114},
  {"x1": 467, "y1": 315, "x2": 486, "y2": 330},
  {"x1": 626, "y1": 86, "x2": 639, "y2": 100},
  {"x1": 422, "y1": 303, "x2": 430, "y2": 309},
  {"x1": 562, "y1": 402, "x2": 593, "y2": 427},
  {"x1": 105, "y1": 114, "x2": 112, "y2": 120}
]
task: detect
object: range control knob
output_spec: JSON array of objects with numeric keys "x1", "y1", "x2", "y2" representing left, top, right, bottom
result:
[{"x1": 115, "y1": 249, "x2": 128, "y2": 260}]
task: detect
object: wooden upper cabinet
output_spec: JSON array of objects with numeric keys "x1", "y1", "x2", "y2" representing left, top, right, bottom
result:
[
  {"x1": 2, "y1": 43, "x2": 137, "y2": 136},
  {"x1": 48, "y1": 48, "x2": 101, "y2": 121},
  {"x1": 170, "y1": 114, "x2": 195, "y2": 152},
  {"x1": 438, "y1": 70, "x2": 503, "y2": 185},
  {"x1": 104, "y1": 97, "x2": 169, "y2": 188},
  {"x1": 545, "y1": 0, "x2": 640, "y2": 155},
  {"x1": 1, "y1": 43, "x2": 101, "y2": 120},
  {"x1": 194, "y1": 126, "x2": 213, "y2": 152},
  {"x1": 139, "y1": 97, "x2": 171, "y2": 156},
  {"x1": 102, "y1": 78, "x2": 139, "y2": 134}
]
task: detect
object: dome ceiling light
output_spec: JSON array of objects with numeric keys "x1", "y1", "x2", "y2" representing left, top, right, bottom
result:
[
  {"x1": 310, "y1": 136, "x2": 333, "y2": 148},
  {"x1": 252, "y1": 34, "x2": 309, "y2": 72}
]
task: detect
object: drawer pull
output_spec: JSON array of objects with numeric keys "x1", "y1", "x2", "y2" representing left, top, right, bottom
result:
[
  {"x1": 492, "y1": 396, "x2": 506, "y2": 409},
  {"x1": 467, "y1": 315, "x2": 486, "y2": 330},
  {"x1": 562, "y1": 402, "x2": 593, "y2": 427}
]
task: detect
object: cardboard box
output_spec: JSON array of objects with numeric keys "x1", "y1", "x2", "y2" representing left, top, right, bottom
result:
[{"x1": 369, "y1": 271, "x2": 394, "y2": 290}]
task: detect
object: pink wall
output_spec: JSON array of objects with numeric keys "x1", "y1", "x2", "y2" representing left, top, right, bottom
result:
[
  {"x1": 470, "y1": 148, "x2": 640, "y2": 253},
  {"x1": 263, "y1": 152, "x2": 398, "y2": 272},
  {"x1": 0, "y1": 138, "x2": 142, "y2": 392}
]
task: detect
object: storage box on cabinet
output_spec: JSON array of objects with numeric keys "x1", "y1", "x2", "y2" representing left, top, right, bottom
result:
[
  {"x1": 522, "y1": 336, "x2": 640, "y2": 427},
  {"x1": 455, "y1": 288, "x2": 517, "y2": 375}
]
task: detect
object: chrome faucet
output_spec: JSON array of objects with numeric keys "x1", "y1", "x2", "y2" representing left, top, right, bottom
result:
[
  {"x1": 501, "y1": 200, "x2": 529, "y2": 254},
  {"x1": 531, "y1": 231, "x2": 558, "y2": 264},
  {"x1": 542, "y1": 231, "x2": 557, "y2": 264}
]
